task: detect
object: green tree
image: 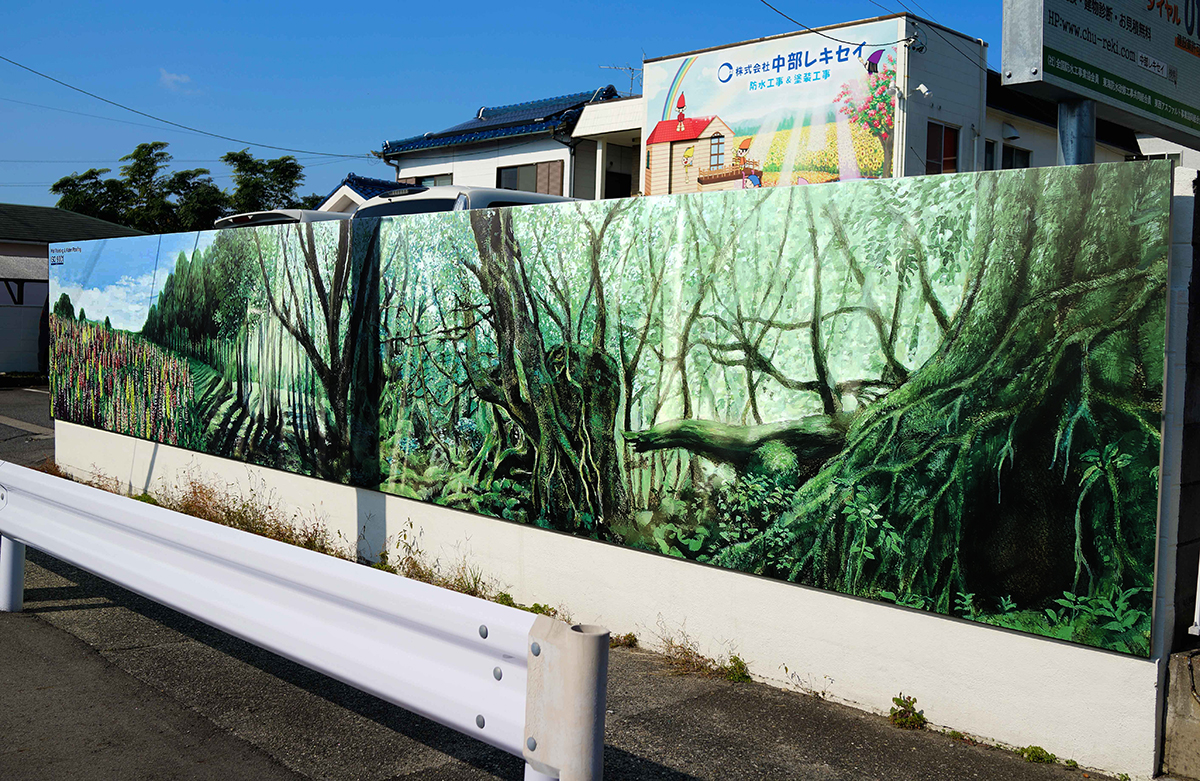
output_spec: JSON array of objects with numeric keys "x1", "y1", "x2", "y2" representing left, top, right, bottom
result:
[
  {"x1": 104, "y1": 315, "x2": 112, "y2": 330},
  {"x1": 52, "y1": 293, "x2": 74, "y2": 320},
  {"x1": 50, "y1": 142, "x2": 323, "y2": 233},
  {"x1": 222, "y1": 149, "x2": 321, "y2": 214},
  {"x1": 78, "y1": 307, "x2": 87, "y2": 322}
]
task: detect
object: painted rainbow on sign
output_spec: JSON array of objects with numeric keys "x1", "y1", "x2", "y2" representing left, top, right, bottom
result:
[{"x1": 660, "y1": 56, "x2": 698, "y2": 121}]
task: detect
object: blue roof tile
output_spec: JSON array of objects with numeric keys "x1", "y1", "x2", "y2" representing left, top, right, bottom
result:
[
  {"x1": 321, "y1": 173, "x2": 403, "y2": 205},
  {"x1": 382, "y1": 85, "x2": 619, "y2": 155}
]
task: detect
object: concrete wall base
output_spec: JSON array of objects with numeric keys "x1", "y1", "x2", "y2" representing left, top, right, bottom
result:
[{"x1": 52, "y1": 420, "x2": 1163, "y2": 779}]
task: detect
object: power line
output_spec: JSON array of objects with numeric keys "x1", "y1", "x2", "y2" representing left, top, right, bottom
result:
[
  {"x1": 0, "y1": 53, "x2": 371, "y2": 159},
  {"x1": 757, "y1": 0, "x2": 915, "y2": 47},
  {"x1": 0, "y1": 156, "x2": 328, "y2": 164},
  {"x1": 0, "y1": 95, "x2": 216, "y2": 138},
  {"x1": 883, "y1": 1, "x2": 990, "y2": 73}
]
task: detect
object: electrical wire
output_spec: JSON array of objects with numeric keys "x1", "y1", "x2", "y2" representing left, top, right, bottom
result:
[
  {"x1": 0, "y1": 156, "x2": 327, "y2": 164},
  {"x1": 757, "y1": 0, "x2": 914, "y2": 47},
  {"x1": 0, "y1": 53, "x2": 370, "y2": 158},
  {"x1": 0, "y1": 95, "x2": 216, "y2": 138},
  {"x1": 883, "y1": 0, "x2": 990, "y2": 73}
]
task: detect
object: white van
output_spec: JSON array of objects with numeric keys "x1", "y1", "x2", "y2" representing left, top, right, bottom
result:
[{"x1": 352, "y1": 186, "x2": 572, "y2": 220}]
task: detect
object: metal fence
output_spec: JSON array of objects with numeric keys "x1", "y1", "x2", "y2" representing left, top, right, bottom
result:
[{"x1": 0, "y1": 461, "x2": 608, "y2": 780}]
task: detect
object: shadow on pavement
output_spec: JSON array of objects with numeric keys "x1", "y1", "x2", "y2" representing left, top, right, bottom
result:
[{"x1": 26, "y1": 548, "x2": 690, "y2": 781}]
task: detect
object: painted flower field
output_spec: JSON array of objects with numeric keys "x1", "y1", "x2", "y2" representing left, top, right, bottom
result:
[{"x1": 50, "y1": 316, "x2": 199, "y2": 447}]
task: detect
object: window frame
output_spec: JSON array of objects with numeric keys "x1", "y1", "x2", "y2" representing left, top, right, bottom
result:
[
  {"x1": 709, "y1": 134, "x2": 725, "y2": 169},
  {"x1": 925, "y1": 121, "x2": 960, "y2": 175}
]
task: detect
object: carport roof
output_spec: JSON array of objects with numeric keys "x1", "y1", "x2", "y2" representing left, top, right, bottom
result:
[
  {"x1": 0, "y1": 203, "x2": 144, "y2": 244},
  {"x1": 0, "y1": 255, "x2": 48, "y2": 282}
]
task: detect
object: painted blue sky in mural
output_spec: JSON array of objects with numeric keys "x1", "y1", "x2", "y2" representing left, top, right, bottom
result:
[
  {"x1": 50, "y1": 231, "x2": 216, "y2": 332},
  {"x1": 643, "y1": 19, "x2": 900, "y2": 129}
]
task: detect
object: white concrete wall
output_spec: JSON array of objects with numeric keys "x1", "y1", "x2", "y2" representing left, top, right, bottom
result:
[
  {"x1": 1153, "y1": 171, "x2": 1197, "y2": 772},
  {"x1": 55, "y1": 415, "x2": 1164, "y2": 779},
  {"x1": 981, "y1": 110, "x2": 1128, "y2": 169},
  {"x1": 390, "y1": 137, "x2": 574, "y2": 194},
  {"x1": 0, "y1": 280, "x2": 47, "y2": 372},
  {"x1": 900, "y1": 20, "x2": 988, "y2": 175},
  {"x1": 1138, "y1": 136, "x2": 1200, "y2": 168}
]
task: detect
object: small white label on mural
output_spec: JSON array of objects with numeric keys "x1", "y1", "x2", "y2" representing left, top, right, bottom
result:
[{"x1": 49, "y1": 246, "x2": 80, "y2": 266}]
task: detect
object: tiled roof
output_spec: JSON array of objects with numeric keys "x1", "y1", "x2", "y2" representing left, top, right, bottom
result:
[
  {"x1": 0, "y1": 203, "x2": 144, "y2": 244},
  {"x1": 382, "y1": 85, "x2": 620, "y2": 155},
  {"x1": 322, "y1": 173, "x2": 403, "y2": 204},
  {"x1": 0, "y1": 255, "x2": 47, "y2": 281},
  {"x1": 645, "y1": 116, "x2": 720, "y2": 146}
]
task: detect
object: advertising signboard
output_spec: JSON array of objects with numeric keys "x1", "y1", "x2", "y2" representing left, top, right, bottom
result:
[
  {"x1": 1003, "y1": 0, "x2": 1200, "y2": 146},
  {"x1": 641, "y1": 18, "x2": 905, "y2": 196}
]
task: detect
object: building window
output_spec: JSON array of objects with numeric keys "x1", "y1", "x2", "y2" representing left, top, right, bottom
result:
[
  {"x1": 497, "y1": 161, "x2": 563, "y2": 195},
  {"x1": 1001, "y1": 144, "x2": 1031, "y2": 169},
  {"x1": 709, "y1": 134, "x2": 725, "y2": 168},
  {"x1": 984, "y1": 140, "x2": 996, "y2": 171},
  {"x1": 418, "y1": 173, "x2": 452, "y2": 187},
  {"x1": 925, "y1": 122, "x2": 959, "y2": 175}
]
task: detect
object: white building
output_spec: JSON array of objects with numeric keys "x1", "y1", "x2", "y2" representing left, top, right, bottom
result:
[
  {"x1": 318, "y1": 173, "x2": 410, "y2": 213},
  {"x1": 375, "y1": 13, "x2": 1153, "y2": 203},
  {"x1": 0, "y1": 204, "x2": 143, "y2": 373},
  {"x1": 378, "y1": 86, "x2": 628, "y2": 200}
]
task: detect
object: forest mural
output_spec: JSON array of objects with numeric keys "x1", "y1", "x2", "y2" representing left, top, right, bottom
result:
[{"x1": 50, "y1": 161, "x2": 1173, "y2": 656}]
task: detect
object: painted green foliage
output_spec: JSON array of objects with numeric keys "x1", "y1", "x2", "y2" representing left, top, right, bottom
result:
[
  {"x1": 51, "y1": 219, "x2": 379, "y2": 484},
  {"x1": 50, "y1": 162, "x2": 1171, "y2": 656},
  {"x1": 376, "y1": 162, "x2": 1170, "y2": 655}
]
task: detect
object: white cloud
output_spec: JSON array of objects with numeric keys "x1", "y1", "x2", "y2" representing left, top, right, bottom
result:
[
  {"x1": 159, "y1": 68, "x2": 191, "y2": 91},
  {"x1": 54, "y1": 272, "x2": 156, "y2": 332}
]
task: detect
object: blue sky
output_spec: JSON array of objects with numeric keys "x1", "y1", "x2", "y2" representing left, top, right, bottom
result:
[{"x1": 1, "y1": 1, "x2": 1003, "y2": 211}]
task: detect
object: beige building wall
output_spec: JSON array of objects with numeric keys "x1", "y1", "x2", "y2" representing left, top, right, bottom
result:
[{"x1": 645, "y1": 144, "x2": 671, "y2": 196}]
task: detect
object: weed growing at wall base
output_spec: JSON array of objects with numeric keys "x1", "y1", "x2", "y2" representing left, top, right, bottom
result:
[
  {"x1": 888, "y1": 694, "x2": 926, "y2": 730},
  {"x1": 1018, "y1": 745, "x2": 1057, "y2": 764}
]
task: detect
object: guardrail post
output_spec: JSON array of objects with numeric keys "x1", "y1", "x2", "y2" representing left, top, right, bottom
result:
[
  {"x1": 523, "y1": 617, "x2": 610, "y2": 781},
  {"x1": 523, "y1": 764, "x2": 557, "y2": 781},
  {"x1": 0, "y1": 534, "x2": 25, "y2": 612}
]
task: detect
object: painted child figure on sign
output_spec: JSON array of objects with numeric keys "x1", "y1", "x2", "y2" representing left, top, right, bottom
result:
[
  {"x1": 735, "y1": 137, "x2": 752, "y2": 167},
  {"x1": 682, "y1": 146, "x2": 695, "y2": 180}
]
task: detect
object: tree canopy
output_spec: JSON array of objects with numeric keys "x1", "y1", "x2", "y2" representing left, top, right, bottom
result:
[{"x1": 50, "y1": 142, "x2": 323, "y2": 233}]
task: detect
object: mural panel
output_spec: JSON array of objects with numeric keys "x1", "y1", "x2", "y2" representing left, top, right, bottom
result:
[
  {"x1": 641, "y1": 19, "x2": 902, "y2": 195},
  {"x1": 51, "y1": 162, "x2": 1173, "y2": 656},
  {"x1": 50, "y1": 220, "x2": 377, "y2": 482}
]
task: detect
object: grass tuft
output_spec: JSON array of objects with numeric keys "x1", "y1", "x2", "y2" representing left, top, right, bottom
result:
[
  {"x1": 1017, "y1": 745, "x2": 1057, "y2": 764},
  {"x1": 609, "y1": 632, "x2": 639, "y2": 649},
  {"x1": 656, "y1": 621, "x2": 751, "y2": 682}
]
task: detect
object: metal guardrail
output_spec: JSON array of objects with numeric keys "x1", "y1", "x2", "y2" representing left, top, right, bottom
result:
[{"x1": 0, "y1": 461, "x2": 608, "y2": 780}]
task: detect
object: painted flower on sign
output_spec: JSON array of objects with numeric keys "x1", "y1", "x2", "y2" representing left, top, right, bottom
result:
[{"x1": 835, "y1": 53, "x2": 896, "y2": 177}]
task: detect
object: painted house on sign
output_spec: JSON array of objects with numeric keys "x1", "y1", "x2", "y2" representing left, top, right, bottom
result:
[{"x1": 644, "y1": 94, "x2": 741, "y2": 195}]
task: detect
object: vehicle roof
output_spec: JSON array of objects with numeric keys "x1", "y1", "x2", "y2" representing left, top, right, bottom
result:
[
  {"x1": 213, "y1": 209, "x2": 353, "y2": 229},
  {"x1": 361, "y1": 185, "x2": 574, "y2": 207}
]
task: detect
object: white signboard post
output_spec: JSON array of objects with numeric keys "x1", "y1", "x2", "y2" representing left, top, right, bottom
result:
[{"x1": 1003, "y1": 0, "x2": 1200, "y2": 149}]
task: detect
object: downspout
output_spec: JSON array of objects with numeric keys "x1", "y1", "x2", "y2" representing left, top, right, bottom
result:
[
  {"x1": 553, "y1": 110, "x2": 584, "y2": 198},
  {"x1": 376, "y1": 150, "x2": 402, "y2": 183}
]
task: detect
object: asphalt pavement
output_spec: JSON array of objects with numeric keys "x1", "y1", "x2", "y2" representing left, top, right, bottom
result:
[
  {"x1": 0, "y1": 383, "x2": 1119, "y2": 780},
  {"x1": 0, "y1": 384, "x2": 53, "y2": 467}
]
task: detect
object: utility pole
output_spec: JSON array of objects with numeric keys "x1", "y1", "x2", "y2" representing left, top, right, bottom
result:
[{"x1": 1057, "y1": 98, "x2": 1096, "y2": 165}]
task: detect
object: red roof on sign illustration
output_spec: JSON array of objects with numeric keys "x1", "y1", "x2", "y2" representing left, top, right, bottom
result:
[{"x1": 645, "y1": 115, "x2": 718, "y2": 145}]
